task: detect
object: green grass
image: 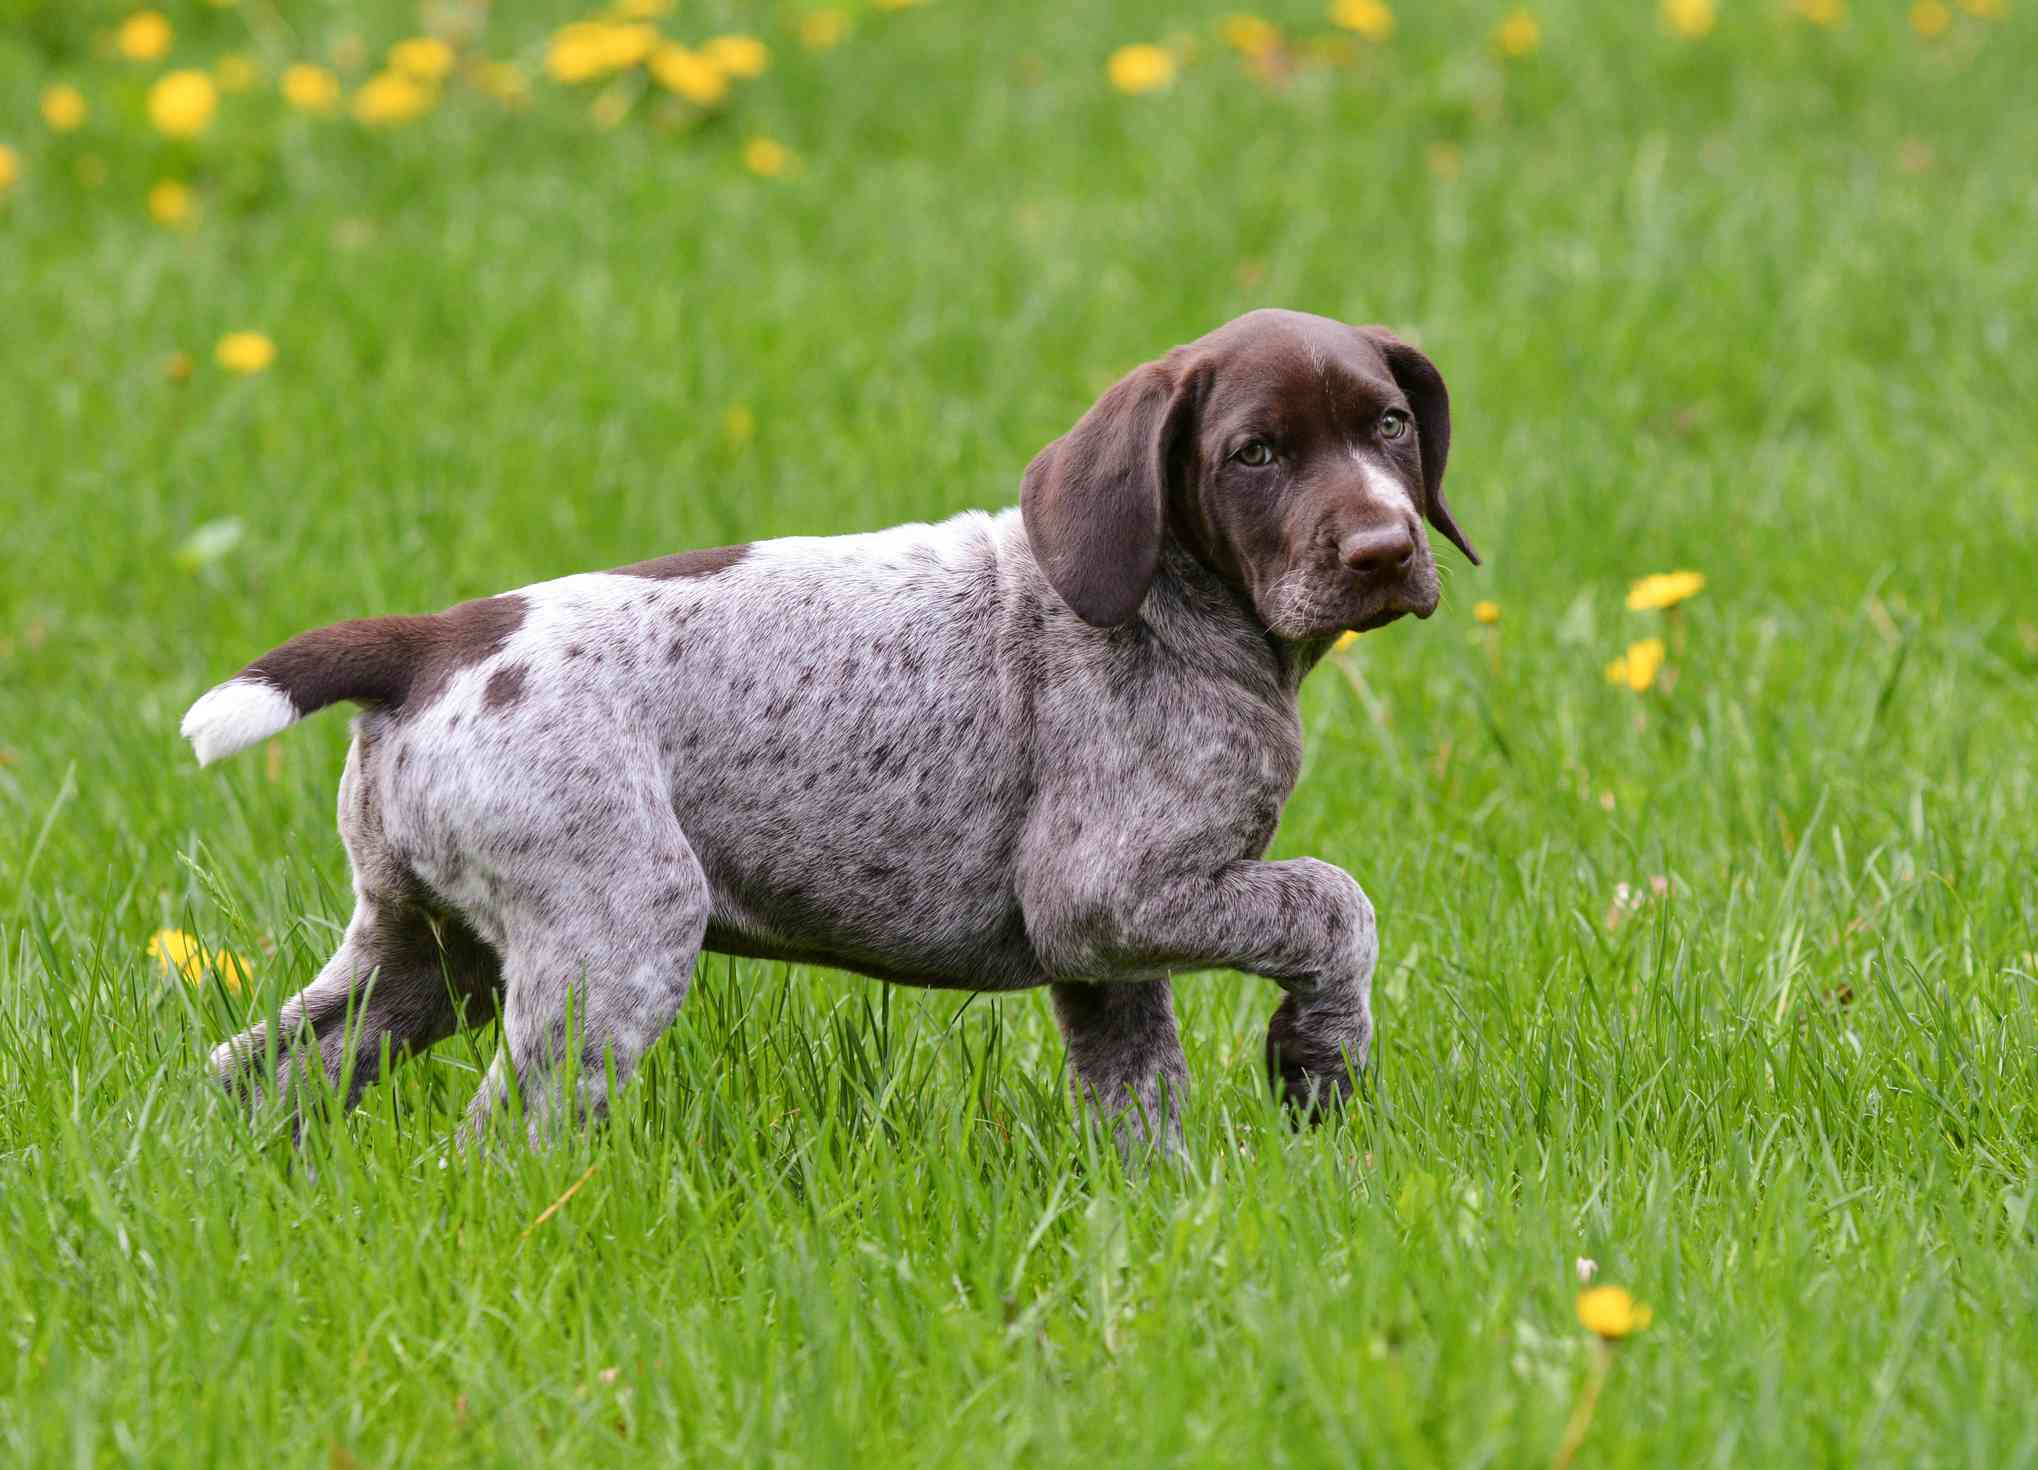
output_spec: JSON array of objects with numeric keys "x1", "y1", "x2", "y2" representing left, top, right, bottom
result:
[{"x1": 4, "y1": 1, "x2": 2037, "y2": 1464}]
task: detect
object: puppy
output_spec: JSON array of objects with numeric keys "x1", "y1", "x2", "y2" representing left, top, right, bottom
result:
[{"x1": 185, "y1": 308, "x2": 1477, "y2": 1152}]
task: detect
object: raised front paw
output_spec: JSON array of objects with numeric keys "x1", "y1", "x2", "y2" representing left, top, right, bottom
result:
[{"x1": 1264, "y1": 990, "x2": 1368, "y2": 1121}]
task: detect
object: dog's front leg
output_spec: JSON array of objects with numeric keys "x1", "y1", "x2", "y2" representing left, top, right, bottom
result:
[{"x1": 1035, "y1": 856, "x2": 1377, "y2": 1118}]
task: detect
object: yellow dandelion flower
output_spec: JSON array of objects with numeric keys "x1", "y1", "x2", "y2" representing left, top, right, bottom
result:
[
  {"x1": 724, "y1": 403, "x2": 757, "y2": 446},
  {"x1": 352, "y1": 71, "x2": 434, "y2": 126},
  {"x1": 281, "y1": 63, "x2": 341, "y2": 113},
  {"x1": 216, "y1": 330, "x2": 276, "y2": 375},
  {"x1": 164, "y1": 350, "x2": 194, "y2": 383},
  {"x1": 1625, "y1": 569, "x2": 1705, "y2": 611},
  {"x1": 117, "y1": 10, "x2": 174, "y2": 62},
  {"x1": 1576, "y1": 1285, "x2": 1653, "y2": 1340},
  {"x1": 547, "y1": 23, "x2": 607, "y2": 82},
  {"x1": 704, "y1": 34, "x2": 771, "y2": 78},
  {"x1": 389, "y1": 36, "x2": 456, "y2": 83},
  {"x1": 1220, "y1": 14, "x2": 1283, "y2": 56},
  {"x1": 1329, "y1": 0, "x2": 1394, "y2": 41},
  {"x1": 148, "y1": 929, "x2": 207, "y2": 983},
  {"x1": 0, "y1": 144, "x2": 22, "y2": 194},
  {"x1": 742, "y1": 136, "x2": 794, "y2": 177},
  {"x1": 1107, "y1": 43, "x2": 1176, "y2": 95},
  {"x1": 148, "y1": 178, "x2": 194, "y2": 227},
  {"x1": 611, "y1": 0, "x2": 672, "y2": 17},
  {"x1": 1331, "y1": 629, "x2": 1361, "y2": 655},
  {"x1": 1473, "y1": 600, "x2": 1501, "y2": 625},
  {"x1": 1605, "y1": 637, "x2": 1666, "y2": 693},
  {"x1": 211, "y1": 948, "x2": 251, "y2": 993},
  {"x1": 1495, "y1": 9, "x2": 1542, "y2": 55},
  {"x1": 603, "y1": 23, "x2": 660, "y2": 69},
  {"x1": 801, "y1": 9, "x2": 851, "y2": 49},
  {"x1": 148, "y1": 70, "x2": 218, "y2": 138},
  {"x1": 649, "y1": 44, "x2": 729, "y2": 105},
  {"x1": 1958, "y1": 0, "x2": 2003, "y2": 16},
  {"x1": 149, "y1": 930, "x2": 250, "y2": 992},
  {"x1": 1910, "y1": 0, "x2": 1952, "y2": 34},
  {"x1": 1793, "y1": 0, "x2": 1845, "y2": 22},
  {"x1": 42, "y1": 84, "x2": 89, "y2": 132},
  {"x1": 215, "y1": 52, "x2": 259, "y2": 93},
  {"x1": 1662, "y1": 0, "x2": 1716, "y2": 37},
  {"x1": 548, "y1": 22, "x2": 627, "y2": 82},
  {"x1": 469, "y1": 60, "x2": 531, "y2": 105}
]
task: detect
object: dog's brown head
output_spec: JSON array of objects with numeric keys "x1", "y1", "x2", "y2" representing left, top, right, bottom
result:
[{"x1": 1022, "y1": 308, "x2": 1478, "y2": 639}]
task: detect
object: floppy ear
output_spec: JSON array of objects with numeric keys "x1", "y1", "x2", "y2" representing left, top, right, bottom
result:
[
  {"x1": 1021, "y1": 361, "x2": 1192, "y2": 627},
  {"x1": 1362, "y1": 327, "x2": 1479, "y2": 566}
]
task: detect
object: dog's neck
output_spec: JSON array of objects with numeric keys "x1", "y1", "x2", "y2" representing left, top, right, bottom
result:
[{"x1": 1145, "y1": 543, "x2": 1327, "y2": 697}]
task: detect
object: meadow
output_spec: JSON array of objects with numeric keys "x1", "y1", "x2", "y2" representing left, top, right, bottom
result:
[{"x1": 2, "y1": 0, "x2": 2036, "y2": 1464}]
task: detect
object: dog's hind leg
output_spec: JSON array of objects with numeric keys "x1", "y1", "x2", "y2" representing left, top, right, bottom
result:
[
  {"x1": 211, "y1": 897, "x2": 501, "y2": 1117},
  {"x1": 456, "y1": 804, "x2": 708, "y2": 1149},
  {"x1": 211, "y1": 732, "x2": 502, "y2": 1120},
  {"x1": 1051, "y1": 978, "x2": 1189, "y2": 1159}
]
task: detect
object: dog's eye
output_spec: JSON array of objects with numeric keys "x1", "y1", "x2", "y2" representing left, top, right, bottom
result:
[
  {"x1": 1233, "y1": 440, "x2": 1274, "y2": 467},
  {"x1": 1379, "y1": 410, "x2": 1411, "y2": 442}
]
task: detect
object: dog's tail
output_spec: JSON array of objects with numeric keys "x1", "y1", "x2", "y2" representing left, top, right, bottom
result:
[{"x1": 181, "y1": 615, "x2": 432, "y2": 767}]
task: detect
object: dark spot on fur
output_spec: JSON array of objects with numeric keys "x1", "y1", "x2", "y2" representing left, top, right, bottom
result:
[
  {"x1": 613, "y1": 544, "x2": 752, "y2": 581},
  {"x1": 483, "y1": 663, "x2": 528, "y2": 711}
]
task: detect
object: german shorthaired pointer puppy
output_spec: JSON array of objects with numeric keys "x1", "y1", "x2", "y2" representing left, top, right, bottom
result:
[{"x1": 184, "y1": 308, "x2": 1478, "y2": 1153}]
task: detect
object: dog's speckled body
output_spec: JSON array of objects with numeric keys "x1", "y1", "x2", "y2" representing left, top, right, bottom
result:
[{"x1": 187, "y1": 309, "x2": 1477, "y2": 1152}]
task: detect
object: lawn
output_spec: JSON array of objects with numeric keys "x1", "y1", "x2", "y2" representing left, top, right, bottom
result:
[{"x1": 2, "y1": 1, "x2": 2036, "y2": 1464}]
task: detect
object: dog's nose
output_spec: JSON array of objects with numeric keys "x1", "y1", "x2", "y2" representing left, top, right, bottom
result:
[{"x1": 1338, "y1": 524, "x2": 1416, "y2": 575}]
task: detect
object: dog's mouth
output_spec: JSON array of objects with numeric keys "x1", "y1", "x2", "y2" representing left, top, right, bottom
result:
[
  {"x1": 1343, "y1": 584, "x2": 1437, "y2": 634},
  {"x1": 1348, "y1": 606, "x2": 1411, "y2": 634},
  {"x1": 1257, "y1": 552, "x2": 1443, "y2": 643}
]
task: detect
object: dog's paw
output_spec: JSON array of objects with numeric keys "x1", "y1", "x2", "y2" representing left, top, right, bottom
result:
[{"x1": 1264, "y1": 993, "x2": 1364, "y2": 1123}]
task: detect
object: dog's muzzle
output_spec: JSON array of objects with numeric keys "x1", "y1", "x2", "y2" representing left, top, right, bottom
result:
[{"x1": 1336, "y1": 518, "x2": 1440, "y2": 623}]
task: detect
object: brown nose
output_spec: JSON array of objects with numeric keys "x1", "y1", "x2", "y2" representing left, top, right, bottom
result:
[{"x1": 1338, "y1": 524, "x2": 1417, "y2": 575}]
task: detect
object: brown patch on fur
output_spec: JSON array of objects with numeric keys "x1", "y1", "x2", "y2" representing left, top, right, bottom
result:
[
  {"x1": 483, "y1": 663, "x2": 529, "y2": 711},
  {"x1": 613, "y1": 544, "x2": 751, "y2": 581},
  {"x1": 242, "y1": 594, "x2": 526, "y2": 719}
]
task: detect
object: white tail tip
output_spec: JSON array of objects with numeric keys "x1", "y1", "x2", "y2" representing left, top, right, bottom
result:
[{"x1": 181, "y1": 679, "x2": 298, "y2": 767}]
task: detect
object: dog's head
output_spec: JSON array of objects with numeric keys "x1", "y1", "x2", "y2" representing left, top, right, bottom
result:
[{"x1": 1021, "y1": 308, "x2": 1478, "y2": 639}]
